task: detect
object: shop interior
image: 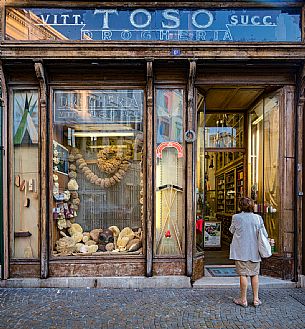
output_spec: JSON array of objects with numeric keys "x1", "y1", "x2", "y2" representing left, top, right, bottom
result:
[{"x1": 195, "y1": 86, "x2": 280, "y2": 269}]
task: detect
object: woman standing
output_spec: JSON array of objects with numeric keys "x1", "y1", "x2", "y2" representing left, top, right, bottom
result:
[{"x1": 229, "y1": 197, "x2": 268, "y2": 307}]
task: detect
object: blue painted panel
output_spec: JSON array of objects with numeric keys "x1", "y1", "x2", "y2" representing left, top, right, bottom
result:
[{"x1": 6, "y1": 8, "x2": 301, "y2": 42}]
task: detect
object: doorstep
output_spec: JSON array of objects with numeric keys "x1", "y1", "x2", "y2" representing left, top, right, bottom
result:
[
  {"x1": 193, "y1": 275, "x2": 297, "y2": 288},
  {"x1": 0, "y1": 275, "x2": 297, "y2": 289},
  {"x1": 0, "y1": 276, "x2": 192, "y2": 289}
]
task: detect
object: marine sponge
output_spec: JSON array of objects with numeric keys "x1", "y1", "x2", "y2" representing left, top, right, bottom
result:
[{"x1": 68, "y1": 223, "x2": 83, "y2": 236}]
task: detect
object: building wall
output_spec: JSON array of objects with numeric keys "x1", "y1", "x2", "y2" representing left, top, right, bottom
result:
[{"x1": 0, "y1": 1, "x2": 304, "y2": 281}]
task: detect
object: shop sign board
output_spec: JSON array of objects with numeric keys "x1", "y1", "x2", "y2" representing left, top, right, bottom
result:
[
  {"x1": 53, "y1": 90, "x2": 143, "y2": 124},
  {"x1": 6, "y1": 8, "x2": 301, "y2": 42}
]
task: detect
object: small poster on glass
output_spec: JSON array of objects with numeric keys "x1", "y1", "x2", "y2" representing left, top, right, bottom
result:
[{"x1": 204, "y1": 221, "x2": 221, "y2": 247}]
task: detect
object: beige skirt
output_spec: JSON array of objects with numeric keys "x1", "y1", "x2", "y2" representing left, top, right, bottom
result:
[{"x1": 235, "y1": 260, "x2": 260, "y2": 276}]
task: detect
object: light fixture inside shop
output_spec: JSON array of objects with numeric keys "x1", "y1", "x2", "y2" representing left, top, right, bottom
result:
[{"x1": 73, "y1": 131, "x2": 135, "y2": 137}]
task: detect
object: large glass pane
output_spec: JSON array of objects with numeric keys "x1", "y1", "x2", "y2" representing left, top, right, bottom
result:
[
  {"x1": 248, "y1": 93, "x2": 280, "y2": 252},
  {"x1": 52, "y1": 90, "x2": 144, "y2": 256},
  {"x1": 155, "y1": 89, "x2": 184, "y2": 256},
  {"x1": 196, "y1": 109, "x2": 244, "y2": 253},
  {"x1": 248, "y1": 100, "x2": 264, "y2": 208},
  {"x1": 12, "y1": 90, "x2": 39, "y2": 258},
  {"x1": 205, "y1": 113, "x2": 244, "y2": 148},
  {"x1": 263, "y1": 94, "x2": 280, "y2": 252},
  {"x1": 195, "y1": 112, "x2": 205, "y2": 251}
]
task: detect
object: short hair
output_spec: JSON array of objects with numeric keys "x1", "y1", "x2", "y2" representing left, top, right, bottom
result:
[{"x1": 239, "y1": 197, "x2": 254, "y2": 212}]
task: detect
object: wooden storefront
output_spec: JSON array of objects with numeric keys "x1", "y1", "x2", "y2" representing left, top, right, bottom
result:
[{"x1": 0, "y1": 1, "x2": 304, "y2": 283}]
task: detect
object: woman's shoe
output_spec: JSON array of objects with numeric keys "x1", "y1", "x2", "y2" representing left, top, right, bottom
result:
[
  {"x1": 253, "y1": 299, "x2": 262, "y2": 307},
  {"x1": 233, "y1": 298, "x2": 248, "y2": 308}
]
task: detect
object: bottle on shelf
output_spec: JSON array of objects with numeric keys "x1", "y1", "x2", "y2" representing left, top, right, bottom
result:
[{"x1": 269, "y1": 238, "x2": 275, "y2": 253}]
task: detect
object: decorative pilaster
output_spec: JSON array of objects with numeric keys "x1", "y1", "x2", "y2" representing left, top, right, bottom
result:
[
  {"x1": 0, "y1": 61, "x2": 9, "y2": 279},
  {"x1": 34, "y1": 61, "x2": 49, "y2": 279},
  {"x1": 146, "y1": 60, "x2": 153, "y2": 277},
  {"x1": 186, "y1": 60, "x2": 196, "y2": 277}
]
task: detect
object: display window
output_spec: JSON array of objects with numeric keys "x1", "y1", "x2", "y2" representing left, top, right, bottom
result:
[
  {"x1": 154, "y1": 88, "x2": 185, "y2": 256},
  {"x1": 51, "y1": 89, "x2": 144, "y2": 256},
  {"x1": 11, "y1": 89, "x2": 40, "y2": 259}
]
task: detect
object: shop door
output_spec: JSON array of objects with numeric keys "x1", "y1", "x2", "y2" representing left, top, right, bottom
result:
[
  {"x1": 195, "y1": 94, "x2": 245, "y2": 266},
  {"x1": 195, "y1": 87, "x2": 290, "y2": 274}
]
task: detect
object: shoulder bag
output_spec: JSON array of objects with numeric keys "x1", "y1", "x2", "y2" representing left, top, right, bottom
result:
[{"x1": 256, "y1": 215, "x2": 272, "y2": 258}]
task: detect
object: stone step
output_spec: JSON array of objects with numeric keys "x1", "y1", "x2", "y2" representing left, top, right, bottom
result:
[
  {"x1": 0, "y1": 276, "x2": 192, "y2": 289},
  {"x1": 0, "y1": 275, "x2": 297, "y2": 289},
  {"x1": 192, "y1": 275, "x2": 297, "y2": 288}
]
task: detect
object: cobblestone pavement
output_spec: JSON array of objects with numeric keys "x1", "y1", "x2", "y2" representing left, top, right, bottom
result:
[{"x1": 0, "y1": 288, "x2": 305, "y2": 329}]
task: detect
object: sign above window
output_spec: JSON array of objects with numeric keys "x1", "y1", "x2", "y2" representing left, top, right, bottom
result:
[
  {"x1": 53, "y1": 90, "x2": 143, "y2": 124},
  {"x1": 6, "y1": 8, "x2": 301, "y2": 42}
]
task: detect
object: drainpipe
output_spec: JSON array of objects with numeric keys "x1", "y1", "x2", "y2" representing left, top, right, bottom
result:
[{"x1": 0, "y1": 85, "x2": 3, "y2": 279}]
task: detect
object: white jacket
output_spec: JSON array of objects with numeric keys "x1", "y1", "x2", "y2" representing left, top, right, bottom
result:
[{"x1": 229, "y1": 212, "x2": 268, "y2": 262}]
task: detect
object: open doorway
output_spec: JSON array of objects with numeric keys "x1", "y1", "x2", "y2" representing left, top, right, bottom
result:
[{"x1": 195, "y1": 86, "x2": 282, "y2": 276}]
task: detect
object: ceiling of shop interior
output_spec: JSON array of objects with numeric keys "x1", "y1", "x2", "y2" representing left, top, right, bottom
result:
[{"x1": 197, "y1": 86, "x2": 265, "y2": 112}]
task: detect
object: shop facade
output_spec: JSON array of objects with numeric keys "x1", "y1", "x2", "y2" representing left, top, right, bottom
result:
[{"x1": 0, "y1": 1, "x2": 304, "y2": 284}]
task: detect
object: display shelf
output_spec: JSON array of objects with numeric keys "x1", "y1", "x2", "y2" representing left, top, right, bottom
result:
[
  {"x1": 216, "y1": 174, "x2": 225, "y2": 212},
  {"x1": 236, "y1": 166, "x2": 244, "y2": 208},
  {"x1": 216, "y1": 152, "x2": 223, "y2": 170},
  {"x1": 215, "y1": 152, "x2": 243, "y2": 173},
  {"x1": 216, "y1": 213, "x2": 233, "y2": 246},
  {"x1": 216, "y1": 162, "x2": 244, "y2": 215},
  {"x1": 224, "y1": 152, "x2": 234, "y2": 167},
  {"x1": 225, "y1": 170, "x2": 235, "y2": 213}
]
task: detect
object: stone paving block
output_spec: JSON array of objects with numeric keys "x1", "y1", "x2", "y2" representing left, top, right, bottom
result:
[{"x1": 0, "y1": 288, "x2": 304, "y2": 328}]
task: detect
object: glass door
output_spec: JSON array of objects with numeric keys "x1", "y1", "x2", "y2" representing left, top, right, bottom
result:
[
  {"x1": 195, "y1": 108, "x2": 245, "y2": 253},
  {"x1": 248, "y1": 92, "x2": 281, "y2": 253},
  {"x1": 195, "y1": 87, "x2": 285, "y2": 267},
  {"x1": 195, "y1": 87, "x2": 252, "y2": 267}
]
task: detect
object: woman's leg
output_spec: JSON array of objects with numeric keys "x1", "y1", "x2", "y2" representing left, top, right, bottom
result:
[
  {"x1": 250, "y1": 275, "x2": 259, "y2": 302},
  {"x1": 240, "y1": 275, "x2": 248, "y2": 302}
]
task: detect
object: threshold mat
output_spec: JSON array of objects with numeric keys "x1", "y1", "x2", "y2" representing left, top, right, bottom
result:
[{"x1": 206, "y1": 266, "x2": 238, "y2": 277}]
